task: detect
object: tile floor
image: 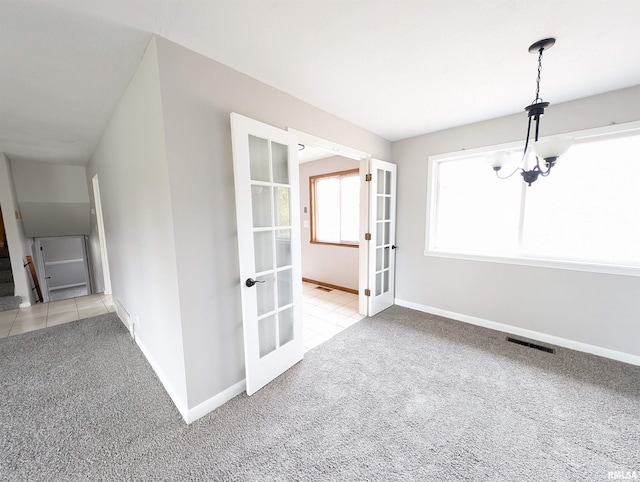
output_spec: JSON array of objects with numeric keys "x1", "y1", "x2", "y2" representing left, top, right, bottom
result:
[
  {"x1": 0, "y1": 293, "x2": 114, "y2": 338},
  {"x1": 0, "y1": 284, "x2": 364, "y2": 350},
  {"x1": 302, "y1": 281, "x2": 366, "y2": 351}
]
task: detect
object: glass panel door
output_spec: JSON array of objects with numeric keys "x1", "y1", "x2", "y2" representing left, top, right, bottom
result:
[{"x1": 231, "y1": 113, "x2": 303, "y2": 395}]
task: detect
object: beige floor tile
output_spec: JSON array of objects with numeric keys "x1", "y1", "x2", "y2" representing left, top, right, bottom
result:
[
  {"x1": 15, "y1": 311, "x2": 48, "y2": 322},
  {"x1": 0, "y1": 309, "x2": 18, "y2": 324},
  {"x1": 303, "y1": 334, "x2": 327, "y2": 350},
  {"x1": 78, "y1": 305, "x2": 108, "y2": 319},
  {"x1": 47, "y1": 310, "x2": 80, "y2": 327},
  {"x1": 10, "y1": 318, "x2": 47, "y2": 335},
  {"x1": 335, "y1": 305, "x2": 358, "y2": 316},
  {"x1": 75, "y1": 297, "x2": 105, "y2": 309},
  {"x1": 336, "y1": 317, "x2": 361, "y2": 328},
  {"x1": 18, "y1": 304, "x2": 48, "y2": 316},
  {"x1": 48, "y1": 299, "x2": 78, "y2": 314}
]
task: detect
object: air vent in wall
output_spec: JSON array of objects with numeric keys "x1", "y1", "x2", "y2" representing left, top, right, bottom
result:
[
  {"x1": 315, "y1": 286, "x2": 332, "y2": 292},
  {"x1": 506, "y1": 337, "x2": 555, "y2": 354}
]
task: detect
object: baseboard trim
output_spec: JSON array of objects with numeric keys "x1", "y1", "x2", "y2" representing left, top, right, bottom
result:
[
  {"x1": 185, "y1": 379, "x2": 246, "y2": 424},
  {"x1": 114, "y1": 310, "x2": 246, "y2": 425},
  {"x1": 394, "y1": 298, "x2": 640, "y2": 367},
  {"x1": 302, "y1": 278, "x2": 358, "y2": 295},
  {"x1": 18, "y1": 302, "x2": 31, "y2": 308},
  {"x1": 133, "y1": 337, "x2": 190, "y2": 422}
]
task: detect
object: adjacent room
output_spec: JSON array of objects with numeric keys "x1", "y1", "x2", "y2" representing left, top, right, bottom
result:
[{"x1": 1, "y1": 1, "x2": 639, "y2": 480}]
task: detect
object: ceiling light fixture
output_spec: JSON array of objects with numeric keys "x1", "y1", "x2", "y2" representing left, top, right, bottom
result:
[{"x1": 491, "y1": 38, "x2": 572, "y2": 186}]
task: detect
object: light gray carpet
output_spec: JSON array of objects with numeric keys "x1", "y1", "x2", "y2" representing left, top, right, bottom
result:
[{"x1": 1, "y1": 307, "x2": 638, "y2": 481}]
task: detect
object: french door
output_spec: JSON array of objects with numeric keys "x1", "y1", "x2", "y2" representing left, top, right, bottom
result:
[
  {"x1": 366, "y1": 159, "x2": 397, "y2": 316},
  {"x1": 230, "y1": 113, "x2": 304, "y2": 395}
]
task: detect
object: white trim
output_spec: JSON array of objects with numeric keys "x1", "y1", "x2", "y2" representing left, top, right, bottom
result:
[
  {"x1": 19, "y1": 301, "x2": 31, "y2": 308},
  {"x1": 134, "y1": 335, "x2": 189, "y2": 422},
  {"x1": 288, "y1": 129, "x2": 371, "y2": 162},
  {"x1": 424, "y1": 249, "x2": 640, "y2": 278},
  {"x1": 114, "y1": 310, "x2": 245, "y2": 425},
  {"x1": 185, "y1": 380, "x2": 246, "y2": 425},
  {"x1": 394, "y1": 298, "x2": 640, "y2": 367}
]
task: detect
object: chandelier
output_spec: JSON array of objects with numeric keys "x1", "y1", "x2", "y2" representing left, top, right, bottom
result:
[{"x1": 491, "y1": 38, "x2": 572, "y2": 186}]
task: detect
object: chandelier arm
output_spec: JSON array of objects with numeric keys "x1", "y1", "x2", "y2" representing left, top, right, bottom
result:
[{"x1": 495, "y1": 117, "x2": 533, "y2": 179}]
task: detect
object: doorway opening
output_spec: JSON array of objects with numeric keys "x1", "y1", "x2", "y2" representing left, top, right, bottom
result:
[{"x1": 298, "y1": 147, "x2": 365, "y2": 350}]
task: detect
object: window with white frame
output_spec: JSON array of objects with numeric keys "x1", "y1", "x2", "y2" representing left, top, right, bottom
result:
[
  {"x1": 310, "y1": 169, "x2": 359, "y2": 246},
  {"x1": 426, "y1": 122, "x2": 640, "y2": 274}
]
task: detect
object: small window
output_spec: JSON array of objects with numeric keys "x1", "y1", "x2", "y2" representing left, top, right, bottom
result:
[{"x1": 310, "y1": 169, "x2": 359, "y2": 246}]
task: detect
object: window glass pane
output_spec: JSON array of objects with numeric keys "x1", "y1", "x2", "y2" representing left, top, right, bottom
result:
[
  {"x1": 313, "y1": 171, "x2": 359, "y2": 245},
  {"x1": 434, "y1": 156, "x2": 521, "y2": 254},
  {"x1": 340, "y1": 175, "x2": 359, "y2": 242},
  {"x1": 523, "y1": 135, "x2": 640, "y2": 264},
  {"x1": 315, "y1": 178, "x2": 340, "y2": 242}
]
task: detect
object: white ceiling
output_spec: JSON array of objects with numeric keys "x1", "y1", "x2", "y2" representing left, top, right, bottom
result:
[{"x1": 2, "y1": 0, "x2": 640, "y2": 165}]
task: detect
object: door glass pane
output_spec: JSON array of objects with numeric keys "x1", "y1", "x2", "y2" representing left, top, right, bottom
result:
[
  {"x1": 385, "y1": 170, "x2": 391, "y2": 194},
  {"x1": 384, "y1": 197, "x2": 391, "y2": 221},
  {"x1": 375, "y1": 272, "x2": 382, "y2": 296},
  {"x1": 279, "y1": 307, "x2": 294, "y2": 346},
  {"x1": 376, "y1": 247, "x2": 383, "y2": 271},
  {"x1": 254, "y1": 231, "x2": 273, "y2": 273},
  {"x1": 384, "y1": 247, "x2": 389, "y2": 269},
  {"x1": 376, "y1": 196, "x2": 384, "y2": 221},
  {"x1": 275, "y1": 232, "x2": 292, "y2": 268},
  {"x1": 272, "y1": 142, "x2": 289, "y2": 184},
  {"x1": 383, "y1": 221, "x2": 390, "y2": 245},
  {"x1": 256, "y1": 274, "x2": 275, "y2": 316},
  {"x1": 277, "y1": 268, "x2": 293, "y2": 308},
  {"x1": 249, "y1": 135, "x2": 270, "y2": 182},
  {"x1": 383, "y1": 270, "x2": 389, "y2": 293},
  {"x1": 252, "y1": 185, "x2": 273, "y2": 227},
  {"x1": 376, "y1": 222, "x2": 384, "y2": 247},
  {"x1": 258, "y1": 314, "x2": 277, "y2": 358},
  {"x1": 274, "y1": 187, "x2": 290, "y2": 227},
  {"x1": 377, "y1": 169, "x2": 385, "y2": 194}
]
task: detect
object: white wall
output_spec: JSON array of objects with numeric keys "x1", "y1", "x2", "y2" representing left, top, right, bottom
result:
[
  {"x1": 11, "y1": 159, "x2": 90, "y2": 237},
  {"x1": 392, "y1": 85, "x2": 640, "y2": 360},
  {"x1": 153, "y1": 36, "x2": 391, "y2": 411},
  {"x1": 299, "y1": 156, "x2": 360, "y2": 290},
  {"x1": 0, "y1": 153, "x2": 34, "y2": 305},
  {"x1": 85, "y1": 38, "x2": 188, "y2": 412}
]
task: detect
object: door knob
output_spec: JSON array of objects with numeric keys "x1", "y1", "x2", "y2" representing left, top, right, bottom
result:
[
  {"x1": 245, "y1": 278, "x2": 265, "y2": 287},
  {"x1": 391, "y1": 245, "x2": 397, "y2": 250}
]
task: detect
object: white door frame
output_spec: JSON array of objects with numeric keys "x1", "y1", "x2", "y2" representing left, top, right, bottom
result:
[
  {"x1": 289, "y1": 129, "x2": 373, "y2": 316},
  {"x1": 92, "y1": 175, "x2": 112, "y2": 295}
]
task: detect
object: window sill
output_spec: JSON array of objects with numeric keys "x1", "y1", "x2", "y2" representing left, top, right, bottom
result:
[
  {"x1": 311, "y1": 241, "x2": 359, "y2": 248},
  {"x1": 424, "y1": 249, "x2": 640, "y2": 278}
]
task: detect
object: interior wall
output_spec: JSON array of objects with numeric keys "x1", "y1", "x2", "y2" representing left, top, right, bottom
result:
[
  {"x1": 85, "y1": 38, "x2": 188, "y2": 411},
  {"x1": 299, "y1": 156, "x2": 360, "y2": 290},
  {"x1": 0, "y1": 153, "x2": 34, "y2": 305},
  {"x1": 392, "y1": 85, "x2": 640, "y2": 359},
  {"x1": 154, "y1": 36, "x2": 391, "y2": 410},
  {"x1": 11, "y1": 159, "x2": 90, "y2": 237}
]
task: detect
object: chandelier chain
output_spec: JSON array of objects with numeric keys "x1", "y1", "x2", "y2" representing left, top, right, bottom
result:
[{"x1": 534, "y1": 49, "x2": 544, "y2": 103}]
